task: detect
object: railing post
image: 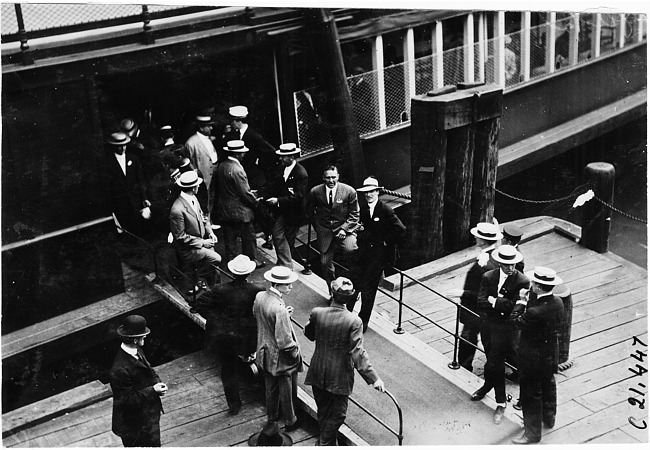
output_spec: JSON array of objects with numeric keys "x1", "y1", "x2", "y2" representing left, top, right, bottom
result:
[
  {"x1": 14, "y1": 4, "x2": 34, "y2": 65},
  {"x1": 448, "y1": 305, "x2": 462, "y2": 369},
  {"x1": 142, "y1": 5, "x2": 155, "y2": 44},
  {"x1": 301, "y1": 223, "x2": 312, "y2": 275},
  {"x1": 393, "y1": 272, "x2": 405, "y2": 334}
]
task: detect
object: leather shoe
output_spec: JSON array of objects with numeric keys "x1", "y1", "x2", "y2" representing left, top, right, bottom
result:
[
  {"x1": 262, "y1": 239, "x2": 274, "y2": 250},
  {"x1": 543, "y1": 418, "x2": 555, "y2": 429},
  {"x1": 228, "y1": 402, "x2": 241, "y2": 415},
  {"x1": 512, "y1": 433, "x2": 540, "y2": 444},
  {"x1": 284, "y1": 416, "x2": 302, "y2": 432},
  {"x1": 493, "y1": 405, "x2": 506, "y2": 425},
  {"x1": 470, "y1": 388, "x2": 487, "y2": 401}
]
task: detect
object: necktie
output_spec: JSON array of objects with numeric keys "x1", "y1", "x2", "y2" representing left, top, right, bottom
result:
[{"x1": 328, "y1": 189, "x2": 333, "y2": 206}]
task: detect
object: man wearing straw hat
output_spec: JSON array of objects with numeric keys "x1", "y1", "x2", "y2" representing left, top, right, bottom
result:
[
  {"x1": 510, "y1": 267, "x2": 565, "y2": 444},
  {"x1": 304, "y1": 277, "x2": 385, "y2": 446},
  {"x1": 253, "y1": 266, "x2": 303, "y2": 432},
  {"x1": 214, "y1": 140, "x2": 265, "y2": 268},
  {"x1": 471, "y1": 245, "x2": 529, "y2": 425},
  {"x1": 349, "y1": 176, "x2": 406, "y2": 332},
  {"x1": 448, "y1": 222, "x2": 502, "y2": 373},
  {"x1": 110, "y1": 315, "x2": 167, "y2": 447},
  {"x1": 169, "y1": 170, "x2": 221, "y2": 292},
  {"x1": 185, "y1": 115, "x2": 219, "y2": 212},
  {"x1": 264, "y1": 143, "x2": 309, "y2": 268},
  {"x1": 190, "y1": 255, "x2": 264, "y2": 415}
]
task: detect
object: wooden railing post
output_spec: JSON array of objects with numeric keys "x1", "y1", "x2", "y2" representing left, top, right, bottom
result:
[{"x1": 581, "y1": 162, "x2": 615, "y2": 253}]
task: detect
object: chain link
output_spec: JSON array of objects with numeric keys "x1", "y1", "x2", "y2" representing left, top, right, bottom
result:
[
  {"x1": 593, "y1": 196, "x2": 648, "y2": 224},
  {"x1": 495, "y1": 187, "x2": 584, "y2": 204}
]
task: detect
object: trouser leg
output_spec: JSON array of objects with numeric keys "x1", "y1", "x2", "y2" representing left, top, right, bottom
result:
[
  {"x1": 219, "y1": 350, "x2": 242, "y2": 408},
  {"x1": 277, "y1": 372, "x2": 297, "y2": 426},
  {"x1": 312, "y1": 386, "x2": 349, "y2": 446},
  {"x1": 240, "y1": 221, "x2": 257, "y2": 262},
  {"x1": 458, "y1": 321, "x2": 480, "y2": 371},
  {"x1": 222, "y1": 222, "x2": 239, "y2": 262},
  {"x1": 262, "y1": 370, "x2": 280, "y2": 422},
  {"x1": 520, "y1": 365, "x2": 543, "y2": 442},
  {"x1": 273, "y1": 215, "x2": 293, "y2": 268},
  {"x1": 542, "y1": 372, "x2": 557, "y2": 426}
]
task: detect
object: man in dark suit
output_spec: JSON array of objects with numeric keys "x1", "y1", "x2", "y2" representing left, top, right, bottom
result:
[
  {"x1": 304, "y1": 277, "x2": 385, "y2": 446},
  {"x1": 263, "y1": 143, "x2": 308, "y2": 269},
  {"x1": 189, "y1": 255, "x2": 265, "y2": 415},
  {"x1": 510, "y1": 267, "x2": 565, "y2": 444},
  {"x1": 502, "y1": 223, "x2": 525, "y2": 272},
  {"x1": 306, "y1": 165, "x2": 359, "y2": 288},
  {"x1": 214, "y1": 140, "x2": 264, "y2": 268},
  {"x1": 169, "y1": 170, "x2": 221, "y2": 291},
  {"x1": 105, "y1": 132, "x2": 152, "y2": 236},
  {"x1": 348, "y1": 176, "x2": 406, "y2": 332},
  {"x1": 110, "y1": 315, "x2": 167, "y2": 447},
  {"x1": 471, "y1": 245, "x2": 530, "y2": 425},
  {"x1": 185, "y1": 115, "x2": 219, "y2": 213},
  {"x1": 448, "y1": 222, "x2": 502, "y2": 372}
]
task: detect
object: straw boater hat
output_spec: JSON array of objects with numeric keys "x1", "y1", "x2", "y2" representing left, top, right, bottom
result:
[
  {"x1": 223, "y1": 140, "x2": 249, "y2": 153},
  {"x1": 470, "y1": 222, "x2": 503, "y2": 241},
  {"x1": 275, "y1": 143, "x2": 301, "y2": 156},
  {"x1": 175, "y1": 170, "x2": 203, "y2": 188},
  {"x1": 247, "y1": 421, "x2": 292, "y2": 447},
  {"x1": 357, "y1": 176, "x2": 384, "y2": 192},
  {"x1": 264, "y1": 266, "x2": 298, "y2": 284},
  {"x1": 491, "y1": 245, "x2": 524, "y2": 264},
  {"x1": 227, "y1": 255, "x2": 257, "y2": 276},
  {"x1": 229, "y1": 105, "x2": 249, "y2": 119},
  {"x1": 525, "y1": 267, "x2": 563, "y2": 286},
  {"x1": 117, "y1": 315, "x2": 151, "y2": 338},
  {"x1": 106, "y1": 132, "x2": 131, "y2": 146},
  {"x1": 195, "y1": 115, "x2": 214, "y2": 125},
  {"x1": 330, "y1": 277, "x2": 356, "y2": 299}
]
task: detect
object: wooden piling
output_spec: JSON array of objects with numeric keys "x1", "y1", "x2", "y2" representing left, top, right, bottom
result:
[{"x1": 581, "y1": 162, "x2": 615, "y2": 253}]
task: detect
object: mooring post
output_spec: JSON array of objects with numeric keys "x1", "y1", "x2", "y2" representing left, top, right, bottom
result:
[{"x1": 581, "y1": 162, "x2": 615, "y2": 253}]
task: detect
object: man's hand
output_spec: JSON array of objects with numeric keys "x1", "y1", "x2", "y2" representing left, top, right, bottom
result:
[
  {"x1": 372, "y1": 379, "x2": 385, "y2": 393},
  {"x1": 209, "y1": 233, "x2": 218, "y2": 243},
  {"x1": 266, "y1": 197, "x2": 278, "y2": 206},
  {"x1": 153, "y1": 382, "x2": 168, "y2": 396},
  {"x1": 203, "y1": 239, "x2": 215, "y2": 248},
  {"x1": 336, "y1": 230, "x2": 347, "y2": 240},
  {"x1": 487, "y1": 295, "x2": 497, "y2": 307},
  {"x1": 286, "y1": 305, "x2": 294, "y2": 316}
]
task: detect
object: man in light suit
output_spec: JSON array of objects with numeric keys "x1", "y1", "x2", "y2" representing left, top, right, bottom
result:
[
  {"x1": 105, "y1": 132, "x2": 151, "y2": 236},
  {"x1": 349, "y1": 176, "x2": 406, "y2": 332},
  {"x1": 306, "y1": 165, "x2": 359, "y2": 288},
  {"x1": 263, "y1": 143, "x2": 308, "y2": 269},
  {"x1": 110, "y1": 315, "x2": 167, "y2": 447},
  {"x1": 304, "y1": 277, "x2": 385, "y2": 446},
  {"x1": 214, "y1": 140, "x2": 264, "y2": 268},
  {"x1": 471, "y1": 245, "x2": 530, "y2": 425},
  {"x1": 185, "y1": 115, "x2": 219, "y2": 213},
  {"x1": 253, "y1": 266, "x2": 303, "y2": 432},
  {"x1": 169, "y1": 171, "x2": 221, "y2": 291}
]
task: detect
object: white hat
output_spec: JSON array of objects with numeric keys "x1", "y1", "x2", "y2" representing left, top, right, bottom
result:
[
  {"x1": 227, "y1": 255, "x2": 257, "y2": 276},
  {"x1": 330, "y1": 277, "x2": 356, "y2": 297},
  {"x1": 176, "y1": 170, "x2": 203, "y2": 188},
  {"x1": 223, "y1": 140, "x2": 249, "y2": 153},
  {"x1": 195, "y1": 115, "x2": 214, "y2": 124},
  {"x1": 526, "y1": 267, "x2": 563, "y2": 286},
  {"x1": 357, "y1": 176, "x2": 383, "y2": 192},
  {"x1": 229, "y1": 105, "x2": 249, "y2": 119},
  {"x1": 264, "y1": 266, "x2": 298, "y2": 284},
  {"x1": 470, "y1": 222, "x2": 503, "y2": 241},
  {"x1": 491, "y1": 245, "x2": 523, "y2": 264},
  {"x1": 275, "y1": 143, "x2": 301, "y2": 156}
]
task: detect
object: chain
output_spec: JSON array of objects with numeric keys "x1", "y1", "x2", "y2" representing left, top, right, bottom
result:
[
  {"x1": 593, "y1": 196, "x2": 648, "y2": 224},
  {"x1": 495, "y1": 187, "x2": 585, "y2": 204}
]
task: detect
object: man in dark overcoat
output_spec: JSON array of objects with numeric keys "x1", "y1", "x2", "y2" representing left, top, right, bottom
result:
[
  {"x1": 471, "y1": 245, "x2": 530, "y2": 425},
  {"x1": 448, "y1": 222, "x2": 502, "y2": 372},
  {"x1": 304, "y1": 277, "x2": 385, "y2": 445},
  {"x1": 189, "y1": 255, "x2": 265, "y2": 415},
  {"x1": 348, "y1": 176, "x2": 406, "y2": 332},
  {"x1": 510, "y1": 267, "x2": 565, "y2": 444},
  {"x1": 110, "y1": 315, "x2": 167, "y2": 447},
  {"x1": 263, "y1": 143, "x2": 309, "y2": 269}
]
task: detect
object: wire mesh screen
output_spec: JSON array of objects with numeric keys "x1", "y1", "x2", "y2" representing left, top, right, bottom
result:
[
  {"x1": 553, "y1": 16, "x2": 573, "y2": 71},
  {"x1": 600, "y1": 13, "x2": 621, "y2": 54},
  {"x1": 348, "y1": 70, "x2": 381, "y2": 136},
  {"x1": 384, "y1": 63, "x2": 410, "y2": 127},
  {"x1": 293, "y1": 87, "x2": 332, "y2": 156},
  {"x1": 443, "y1": 45, "x2": 466, "y2": 86},
  {"x1": 528, "y1": 21, "x2": 550, "y2": 80},
  {"x1": 414, "y1": 55, "x2": 436, "y2": 95}
]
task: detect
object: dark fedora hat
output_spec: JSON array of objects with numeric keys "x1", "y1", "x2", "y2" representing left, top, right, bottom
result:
[
  {"x1": 117, "y1": 315, "x2": 151, "y2": 338},
  {"x1": 248, "y1": 421, "x2": 292, "y2": 447},
  {"x1": 106, "y1": 132, "x2": 131, "y2": 146},
  {"x1": 502, "y1": 223, "x2": 524, "y2": 243}
]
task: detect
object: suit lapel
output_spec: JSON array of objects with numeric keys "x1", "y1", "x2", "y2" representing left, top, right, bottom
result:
[{"x1": 180, "y1": 196, "x2": 204, "y2": 236}]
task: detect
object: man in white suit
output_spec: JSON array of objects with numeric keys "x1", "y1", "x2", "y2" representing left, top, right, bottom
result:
[{"x1": 185, "y1": 115, "x2": 219, "y2": 213}]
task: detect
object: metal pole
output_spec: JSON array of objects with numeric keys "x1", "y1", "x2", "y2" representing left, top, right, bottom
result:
[
  {"x1": 301, "y1": 223, "x2": 312, "y2": 275},
  {"x1": 393, "y1": 272, "x2": 405, "y2": 334},
  {"x1": 142, "y1": 5, "x2": 155, "y2": 44},
  {"x1": 14, "y1": 4, "x2": 34, "y2": 65},
  {"x1": 448, "y1": 306, "x2": 461, "y2": 369}
]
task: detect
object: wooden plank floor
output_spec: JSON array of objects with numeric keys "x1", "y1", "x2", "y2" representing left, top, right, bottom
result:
[{"x1": 373, "y1": 216, "x2": 648, "y2": 444}]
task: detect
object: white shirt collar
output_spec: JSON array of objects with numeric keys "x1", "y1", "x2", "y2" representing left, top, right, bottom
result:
[
  {"x1": 121, "y1": 343, "x2": 139, "y2": 358},
  {"x1": 537, "y1": 291, "x2": 554, "y2": 299},
  {"x1": 114, "y1": 152, "x2": 127, "y2": 175},
  {"x1": 368, "y1": 199, "x2": 378, "y2": 216},
  {"x1": 228, "y1": 155, "x2": 242, "y2": 166},
  {"x1": 283, "y1": 160, "x2": 296, "y2": 181},
  {"x1": 326, "y1": 183, "x2": 338, "y2": 199},
  {"x1": 239, "y1": 123, "x2": 249, "y2": 137},
  {"x1": 270, "y1": 286, "x2": 283, "y2": 299}
]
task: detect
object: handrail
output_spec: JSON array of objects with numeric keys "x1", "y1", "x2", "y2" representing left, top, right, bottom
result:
[{"x1": 291, "y1": 317, "x2": 404, "y2": 445}]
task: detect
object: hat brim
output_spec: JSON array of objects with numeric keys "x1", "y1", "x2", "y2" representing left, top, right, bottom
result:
[
  {"x1": 332, "y1": 289, "x2": 357, "y2": 298},
  {"x1": 116, "y1": 325, "x2": 151, "y2": 338},
  {"x1": 247, "y1": 431, "x2": 293, "y2": 447},
  {"x1": 222, "y1": 146, "x2": 249, "y2": 153},
  {"x1": 357, "y1": 185, "x2": 383, "y2": 192},
  {"x1": 175, "y1": 177, "x2": 203, "y2": 188},
  {"x1": 470, "y1": 227, "x2": 503, "y2": 241},
  {"x1": 525, "y1": 270, "x2": 563, "y2": 286},
  {"x1": 264, "y1": 271, "x2": 299, "y2": 284},
  {"x1": 275, "y1": 149, "x2": 301, "y2": 156},
  {"x1": 107, "y1": 136, "x2": 131, "y2": 146},
  {"x1": 227, "y1": 260, "x2": 257, "y2": 276},
  {"x1": 492, "y1": 253, "x2": 524, "y2": 264}
]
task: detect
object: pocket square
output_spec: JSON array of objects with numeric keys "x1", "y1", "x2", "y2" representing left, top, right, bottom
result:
[
  {"x1": 127, "y1": 160, "x2": 133, "y2": 166},
  {"x1": 373, "y1": 217, "x2": 380, "y2": 221}
]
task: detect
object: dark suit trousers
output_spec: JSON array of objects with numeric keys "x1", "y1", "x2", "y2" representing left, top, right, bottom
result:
[
  {"x1": 262, "y1": 369, "x2": 298, "y2": 426},
  {"x1": 458, "y1": 316, "x2": 491, "y2": 372},
  {"x1": 222, "y1": 221, "x2": 257, "y2": 262},
  {"x1": 482, "y1": 320, "x2": 518, "y2": 403},
  {"x1": 312, "y1": 386, "x2": 349, "y2": 446},
  {"x1": 119, "y1": 426, "x2": 161, "y2": 447},
  {"x1": 348, "y1": 244, "x2": 385, "y2": 328},
  {"x1": 519, "y1": 361, "x2": 557, "y2": 442},
  {"x1": 273, "y1": 214, "x2": 300, "y2": 268},
  {"x1": 218, "y1": 347, "x2": 245, "y2": 408}
]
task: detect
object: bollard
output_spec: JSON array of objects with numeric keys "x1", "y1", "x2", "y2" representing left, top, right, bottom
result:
[
  {"x1": 555, "y1": 283, "x2": 574, "y2": 371},
  {"x1": 581, "y1": 162, "x2": 615, "y2": 253}
]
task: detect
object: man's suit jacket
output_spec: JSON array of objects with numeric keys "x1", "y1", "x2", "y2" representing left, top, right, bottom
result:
[
  {"x1": 477, "y1": 269, "x2": 530, "y2": 322},
  {"x1": 106, "y1": 150, "x2": 148, "y2": 222},
  {"x1": 513, "y1": 293, "x2": 565, "y2": 372},
  {"x1": 227, "y1": 126, "x2": 276, "y2": 189},
  {"x1": 267, "y1": 162, "x2": 308, "y2": 224},
  {"x1": 459, "y1": 247, "x2": 498, "y2": 324},
  {"x1": 214, "y1": 158, "x2": 258, "y2": 223},
  {"x1": 304, "y1": 304, "x2": 379, "y2": 396},
  {"x1": 185, "y1": 133, "x2": 217, "y2": 192},
  {"x1": 358, "y1": 199, "x2": 406, "y2": 264},
  {"x1": 253, "y1": 289, "x2": 302, "y2": 376},
  {"x1": 110, "y1": 348, "x2": 163, "y2": 439},
  {"x1": 191, "y1": 279, "x2": 265, "y2": 356},
  {"x1": 306, "y1": 182, "x2": 360, "y2": 252},
  {"x1": 169, "y1": 195, "x2": 211, "y2": 262}
]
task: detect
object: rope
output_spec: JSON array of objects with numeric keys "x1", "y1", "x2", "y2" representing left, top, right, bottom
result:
[{"x1": 380, "y1": 188, "x2": 411, "y2": 199}]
